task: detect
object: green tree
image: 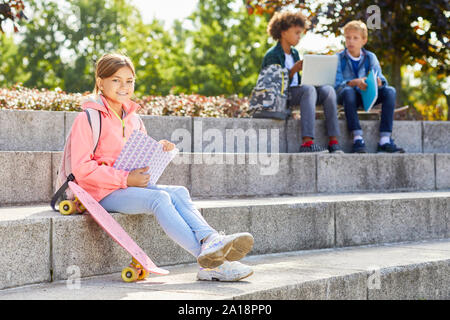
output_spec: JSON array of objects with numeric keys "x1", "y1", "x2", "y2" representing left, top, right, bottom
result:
[
  {"x1": 403, "y1": 67, "x2": 449, "y2": 121},
  {"x1": 61, "y1": 0, "x2": 136, "y2": 92},
  {"x1": 122, "y1": 17, "x2": 180, "y2": 96},
  {"x1": 0, "y1": 34, "x2": 26, "y2": 85},
  {"x1": 17, "y1": 0, "x2": 137, "y2": 91}
]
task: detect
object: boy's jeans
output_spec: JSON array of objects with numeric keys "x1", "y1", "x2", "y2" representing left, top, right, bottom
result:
[
  {"x1": 99, "y1": 184, "x2": 216, "y2": 258},
  {"x1": 337, "y1": 86, "x2": 396, "y2": 137},
  {"x1": 288, "y1": 85, "x2": 340, "y2": 139}
]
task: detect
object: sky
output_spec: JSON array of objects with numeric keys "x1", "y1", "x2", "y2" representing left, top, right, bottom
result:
[{"x1": 131, "y1": 0, "x2": 198, "y2": 26}]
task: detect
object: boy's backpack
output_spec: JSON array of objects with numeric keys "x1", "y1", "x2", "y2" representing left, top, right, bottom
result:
[
  {"x1": 50, "y1": 95, "x2": 144, "y2": 212},
  {"x1": 249, "y1": 64, "x2": 291, "y2": 120}
]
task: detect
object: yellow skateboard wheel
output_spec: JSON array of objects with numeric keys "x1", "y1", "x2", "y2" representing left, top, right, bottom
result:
[
  {"x1": 121, "y1": 266, "x2": 139, "y2": 282},
  {"x1": 130, "y1": 257, "x2": 148, "y2": 280},
  {"x1": 137, "y1": 268, "x2": 149, "y2": 280},
  {"x1": 59, "y1": 200, "x2": 75, "y2": 215},
  {"x1": 74, "y1": 197, "x2": 86, "y2": 213}
]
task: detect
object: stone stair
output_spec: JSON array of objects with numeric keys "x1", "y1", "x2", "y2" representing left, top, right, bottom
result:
[{"x1": 0, "y1": 109, "x2": 449, "y2": 299}]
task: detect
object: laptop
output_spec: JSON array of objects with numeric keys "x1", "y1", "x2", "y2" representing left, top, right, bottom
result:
[{"x1": 300, "y1": 54, "x2": 338, "y2": 86}]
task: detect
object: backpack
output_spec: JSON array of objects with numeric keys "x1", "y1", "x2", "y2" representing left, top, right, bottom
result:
[
  {"x1": 249, "y1": 64, "x2": 291, "y2": 120},
  {"x1": 50, "y1": 95, "x2": 144, "y2": 212}
]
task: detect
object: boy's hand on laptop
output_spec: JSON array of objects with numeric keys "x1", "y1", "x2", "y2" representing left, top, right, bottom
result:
[{"x1": 159, "y1": 140, "x2": 175, "y2": 152}]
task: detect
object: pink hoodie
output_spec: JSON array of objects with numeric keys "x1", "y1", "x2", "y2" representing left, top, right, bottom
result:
[{"x1": 70, "y1": 95, "x2": 147, "y2": 202}]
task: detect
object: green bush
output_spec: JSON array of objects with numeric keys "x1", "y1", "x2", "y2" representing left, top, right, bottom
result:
[{"x1": 0, "y1": 85, "x2": 251, "y2": 118}]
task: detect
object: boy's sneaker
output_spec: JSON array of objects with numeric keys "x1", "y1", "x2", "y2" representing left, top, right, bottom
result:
[
  {"x1": 328, "y1": 140, "x2": 344, "y2": 153},
  {"x1": 377, "y1": 139, "x2": 405, "y2": 153},
  {"x1": 299, "y1": 141, "x2": 329, "y2": 153},
  {"x1": 352, "y1": 139, "x2": 367, "y2": 153},
  {"x1": 197, "y1": 261, "x2": 254, "y2": 282},
  {"x1": 197, "y1": 232, "x2": 254, "y2": 269}
]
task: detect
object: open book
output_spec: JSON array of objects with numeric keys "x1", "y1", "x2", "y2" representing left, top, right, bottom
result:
[
  {"x1": 113, "y1": 130, "x2": 179, "y2": 185},
  {"x1": 361, "y1": 69, "x2": 378, "y2": 112}
]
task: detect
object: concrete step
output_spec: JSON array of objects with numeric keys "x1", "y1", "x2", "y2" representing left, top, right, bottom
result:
[
  {"x1": 0, "y1": 191, "x2": 448, "y2": 289},
  {"x1": 1, "y1": 109, "x2": 450, "y2": 153},
  {"x1": 2, "y1": 151, "x2": 450, "y2": 205},
  {"x1": 0, "y1": 239, "x2": 449, "y2": 300}
]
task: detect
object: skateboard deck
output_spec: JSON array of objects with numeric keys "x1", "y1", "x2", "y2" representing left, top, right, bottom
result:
[{"x1": 68, "y1": 181, "x2": 169, "y2": 276}]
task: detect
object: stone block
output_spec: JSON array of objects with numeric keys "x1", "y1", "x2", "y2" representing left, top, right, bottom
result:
[
  {"x1": 0, "y1": 152, "x2": 53, "y2": 205},
  {"x1": 317, "y1": 154, "x2": 435, "y2": 193},
  {"x1": 335, "y1": 197, "x2": 448, "y2": 247},
  {"x1": 246, "y1": 202, "x2": 335, "y2": 254},
  {"x1": 436, "y1": 154, "x2": 450, "y2": 190},
  {"x1": 0, "y1": 215, "x2": 51, "y2": 289},
  {"x1": 190, "y1": 153, "x2": 315, "y2": 198},
  {"x1": 391, "y1": 121, "x2": 422, "y2": 153},
  {"x1": 0, "y1": 110, "x2": 65, "y2": 151},
  {"x1": 140, "y1": 115, "x2": 192, "y2": 149},
  {"x1": 368, "y1": 261, "x2": 450, "y2": 299},
  {"x1": 423, "y1": 121, "x2": 450, "y2": 153},
  {"x1": 64, "y1": 112, "x2": 80, "y2": 141},
  {"x1": 192, "y1": 117, "x2": 286, "y2": 154},
  {"x1": 157, "y1": 153, "x2": 191, "y2": 190}
]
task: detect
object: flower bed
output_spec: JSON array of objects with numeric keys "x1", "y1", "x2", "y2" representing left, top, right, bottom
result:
[{"x1": 0, "y1": 85, "x2": 251, "y2": 118}]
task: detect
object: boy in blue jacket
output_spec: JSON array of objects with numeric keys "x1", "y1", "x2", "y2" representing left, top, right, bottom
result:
[{"x1": 335, "y1": 20, "x2": 404, "y2": 153}]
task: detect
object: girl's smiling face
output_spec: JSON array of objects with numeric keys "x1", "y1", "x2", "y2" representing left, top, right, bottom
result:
[{"x1": 97, "y1": 66, "x2": 135, "y2": 104}]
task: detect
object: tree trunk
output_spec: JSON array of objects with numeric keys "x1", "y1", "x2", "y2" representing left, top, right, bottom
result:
[{"x1": 392, "y1": 51, "x2": 402, "y2": 106}]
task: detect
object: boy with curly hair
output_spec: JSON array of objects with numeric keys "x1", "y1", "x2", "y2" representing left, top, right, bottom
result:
[
  {"x1": 335, "y1": 20, "x2": 404, "y2": 153},
  {"x1": 262, "y1": 11, "x2": 342, "y2": 153}
]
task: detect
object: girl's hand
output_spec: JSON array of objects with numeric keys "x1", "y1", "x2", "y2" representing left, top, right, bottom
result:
[
  {"x1": 127, "y1": 167, "x2": 150, "y2": 187},
  {"x1": 377, "y1": 77, "x2": 382, "y2": 87},
  {"x1": 159, "y1": 140, "x2": 175, "y2": 152}
]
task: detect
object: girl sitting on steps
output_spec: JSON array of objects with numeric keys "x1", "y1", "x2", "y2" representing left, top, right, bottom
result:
[{"x1": 69, "y1": 52, "x2": 254, "y2": 282}]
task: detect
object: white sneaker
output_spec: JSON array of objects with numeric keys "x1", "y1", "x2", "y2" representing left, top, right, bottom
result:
[
  {"x1": 197, "y1": 261, "x2": 254, "y2": 282},
  {"x1": 197, "y1": 232, "x2": 254, "y2": 269}
]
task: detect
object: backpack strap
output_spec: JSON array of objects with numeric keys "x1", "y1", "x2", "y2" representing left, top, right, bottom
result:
[
  {"x1": 84, "y1": 108, "x2": 102, "y2": 154},
  {"x1": 50, "y1": 173, "x2": 75, "y2": 211}
]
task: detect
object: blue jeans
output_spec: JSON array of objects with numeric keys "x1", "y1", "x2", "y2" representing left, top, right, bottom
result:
[
  {"x1": 99, "y1": 184, "x2": 216, "y2": 257},
  {"x1": 337, "y1": 86, "x2": 396, "y2": 137}
]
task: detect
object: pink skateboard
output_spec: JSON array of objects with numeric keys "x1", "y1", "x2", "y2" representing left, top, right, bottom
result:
[{"x1": 60, "y1": 181, "x2": 169, "y2": 282}]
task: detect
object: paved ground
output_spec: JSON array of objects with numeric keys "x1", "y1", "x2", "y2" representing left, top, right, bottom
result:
[{"x1": 1, "y1": 239, "x2": 449, "y2": 300}]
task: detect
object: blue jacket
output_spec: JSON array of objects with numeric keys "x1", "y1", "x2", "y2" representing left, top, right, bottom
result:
[
  {"x1": 335, "y1": 48, "x2": 388, "y2": 95},
  {"x1": 261, "y1": 41, "x2": 301, "y2": 85}
]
